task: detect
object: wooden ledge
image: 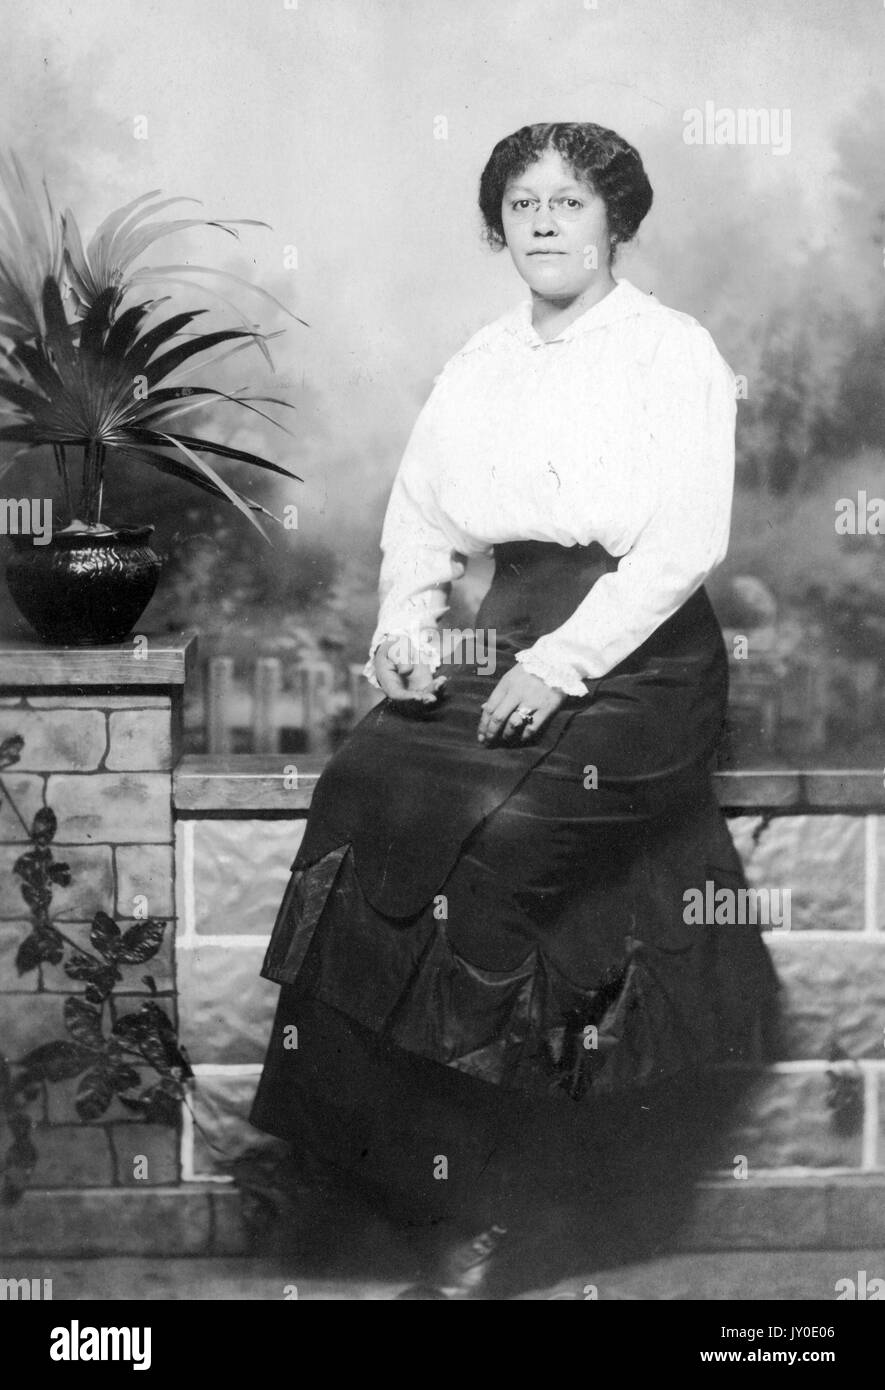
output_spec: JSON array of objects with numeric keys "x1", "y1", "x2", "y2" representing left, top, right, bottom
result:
[
  {"x1": 0, "y1": 630, "x2": 198, "y2": 688},
  {"x1": 716, "y1": 770, "x2": 885, "y2": 813},
  {"x1": 172, "y1": 755, "x2": 885, "y2": 816},
  {"x1": 174, "y1": 753, "x2": 327, "y2": 813}
]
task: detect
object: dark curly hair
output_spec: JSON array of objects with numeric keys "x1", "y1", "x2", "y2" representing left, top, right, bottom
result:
[{"x1": 478, "y1": 121, "x2": 653, "y2": 254}]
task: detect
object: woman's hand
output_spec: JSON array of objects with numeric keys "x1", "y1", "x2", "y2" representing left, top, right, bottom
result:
[
  {"x1": 477, "y1": 666, "x2": 565, "y2": 745},
  {"x1": 374, "y1": 635, "x2": 447, "y2": 706}
]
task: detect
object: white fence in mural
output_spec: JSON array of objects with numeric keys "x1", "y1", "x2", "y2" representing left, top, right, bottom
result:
[
  {"x1": 203, "y1": 656, "x2": 382, "y2": 754},
  {"x1": 202, "y1": 647, "x2": 879, "y2": 757}
]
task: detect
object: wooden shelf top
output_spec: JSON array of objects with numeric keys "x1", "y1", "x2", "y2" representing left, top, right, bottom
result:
[
  {"x1": 174, "y1": 753, "x2": 327, "y2": 813},
  {"x1": 172, "y1": 756, "x2": 885, "y2": 816},
  {"x1": 0, "y1": 630, "x2": 199, "y2": 688}
]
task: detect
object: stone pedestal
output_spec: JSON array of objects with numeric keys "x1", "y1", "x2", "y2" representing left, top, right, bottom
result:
[{"x1": 0, "y1": 633, "x2": 196, "y2": 1215}]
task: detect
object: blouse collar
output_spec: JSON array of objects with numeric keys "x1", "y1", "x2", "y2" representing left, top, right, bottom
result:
[{"x1": 503, "y1": 277, "x2": 656, "y2": 348}]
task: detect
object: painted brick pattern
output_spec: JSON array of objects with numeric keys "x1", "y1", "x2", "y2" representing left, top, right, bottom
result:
[
  {"x1": 106, "y1": 709, "x2": 173, "y2": 771},
  {"x1": 115, "y1": 844, "x2": 174, "y2": 920},
  {"x1": 178, "y1": 805, "x2": 885, "y2": 1188},
  {"x1": 112, "y1": 1124, "x2": 180, "y2": 1186},
  {"x1": 767, "y1": 936, "x2": 885, "y2": 1060},
  {"x1": 729, "y1": 814, "x2": 866, "y2": 931},
  {"x1": 178, "y1": 946, "x2": 278, "y2": 1066},
  {"x1": 189, "y1": 1073, "x2": 284, "y2": 1180},
  {"x1": 713, "y1": 1070, "x2": 864, "y2": 1171},
  {"x1": 0, "y1": 685, "x2": 181, "y2": 1197},
  {"x1": 46, "y1": 773, "x2": 171, "y2": 844},
  {"x1": 0, "y1": 772, "x2": 43, "y2": 839},
  {"x1": 189, "y1": 818, "x2": 304, "y2": 935},
  {"x1": 0, "y1": 708, "x2": 107, "y2": 771}
]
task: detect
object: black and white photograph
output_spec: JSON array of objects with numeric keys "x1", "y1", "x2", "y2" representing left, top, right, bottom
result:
[{"x1": 0, "y1": 0, "x2": 884, "y2": 1338}]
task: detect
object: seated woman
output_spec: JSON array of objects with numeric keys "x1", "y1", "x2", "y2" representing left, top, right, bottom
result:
[{"x1": 250, "y1": 120, "x2": 778, "y2": 1299}]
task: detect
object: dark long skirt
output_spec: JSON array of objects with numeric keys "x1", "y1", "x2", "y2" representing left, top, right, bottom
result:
[{"x1": 250, "y1": 541, "x2": 778, "y2": 1263}]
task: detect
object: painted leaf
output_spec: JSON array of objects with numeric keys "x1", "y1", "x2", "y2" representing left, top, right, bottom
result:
[
  {"x1": 15, "y1": 927, "x2": 63, "y2": 974},
  {"x1": 63, "y1": 952, "x2": 120, "y2": 1002},
  {"x1": 30, "y1": 806, "x2": 57, "y2": 845},
  {"x1": 110, "y1": 1064, "x2": 141, "y2": 1095},
  {"x1": 47, "y1": 860, "x2": 71, "y2": 887},
  {"x1": 15, "y1": 933, "x2": 45, "y2": 976},
  {"x1": 0, "y1": 734, "x2": 24, "y2": 768},
  {"x1": 75, "y1": 1067, "x2": 115, "y2": 1121},
  {"x1": 63, "y1": 996, "x2": 104, "y2": 1048},
  {"x1": 19, "y1": 1040, "x2": 93, "y2": 1082},
  {"x1": 89, "y1": 911, "x2": 121, "y2": 958},
  {"x1": 116, "y1": 918, "x2": 166, "y2": 965}
]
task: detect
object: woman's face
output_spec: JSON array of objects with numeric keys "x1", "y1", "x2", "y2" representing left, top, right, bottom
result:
[{"x1": 501, "y1": 148, "x2": 612, "y2": 299}]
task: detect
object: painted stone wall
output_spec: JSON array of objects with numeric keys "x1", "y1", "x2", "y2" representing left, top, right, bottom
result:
[
  {"x1": 0, "y1": 639, "x2": 193, "y2": 1209},
  {"x1": 180, "y1": 805, "x2": 885, "y2": 1181}
]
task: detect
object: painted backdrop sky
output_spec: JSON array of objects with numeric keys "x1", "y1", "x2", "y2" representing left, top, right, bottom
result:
[{"x1": 2, "y1": 0, "x2": 884, "y2": 540}]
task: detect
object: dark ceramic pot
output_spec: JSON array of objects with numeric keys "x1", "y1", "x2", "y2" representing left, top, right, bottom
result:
[{"x1": 5, "y1": 525, "x2": 163, "y2": 646}]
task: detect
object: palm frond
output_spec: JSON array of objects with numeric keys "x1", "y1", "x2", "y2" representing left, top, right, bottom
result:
[
  {"x1": 0, "y1": 422, "x2": 41, "y2": 442},
  {"x1": 0, "y1": 150, "x2": 64, "y2": 340},
  {"x1": 124, "y1": 308, "x2": 210, "y2": 377},
  {"x1": 112, "y1": 445, "x2": 280, "y2": 521},
  {"x1": 168, "y1": 329, "x2": 287, "y2": 383},
  {"x1": 0, "y1": 377, "x2": 49, "y2": 412},
  {"x1": 154, "y1": 430, "x2": 272, "y2": 540},
  {"x1": 134, "y1": 383, "x2": 296, "y2": 437},
  {"x1": 125, "y1": 426, "x2": 301, "y2": 481},
  {"x1": 101, "y1": 299, "x2": 159, "y2": 361},
  {"x1": 131, "y1": 265, "x2": 307, "y2": 326},
  {"x1": 143, "y1": 326, "x2": 277, "y2": 390},
  {"x1": 122, "y1": 274, "x2": 283, "y2": 367},
  {"x1": 41, "y1": 273, "x2": 77, "y2": 376},
  {"x1": 63, "y1": 192, "x2": 278, "y2": 319},
  {"x1": 63, "y1": 192, "x2": 192, "y2": 312},
  {"x1": 7, "y1": 339, "x2": 60, "y2": 397}
]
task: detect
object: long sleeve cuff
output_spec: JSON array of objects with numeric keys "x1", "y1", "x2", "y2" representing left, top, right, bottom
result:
[
  {"x1": 363, "y1": 624, "x2": 444, "y2": 689},
  {"x1": 514, "y1": 646, "x2": 588, "y2": 696}
]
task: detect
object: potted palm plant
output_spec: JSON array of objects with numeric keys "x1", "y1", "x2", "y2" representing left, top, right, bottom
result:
[{"x1": 0, "y1": 152, "x2": 302, "y2": 644}]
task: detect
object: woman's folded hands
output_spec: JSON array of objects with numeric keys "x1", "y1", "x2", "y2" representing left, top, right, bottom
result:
[{"x1": 374, "y1": 636, "x2": 565, "y2": 743}]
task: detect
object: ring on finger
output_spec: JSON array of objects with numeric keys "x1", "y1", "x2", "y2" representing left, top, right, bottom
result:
[{"x1": 513, "y1": 705, "x2": 536, "y2": 727}]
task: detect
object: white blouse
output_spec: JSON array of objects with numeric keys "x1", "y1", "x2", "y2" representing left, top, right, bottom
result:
[{"x1": 365, "y1": 277, "x2": 737, "y2": 697}]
